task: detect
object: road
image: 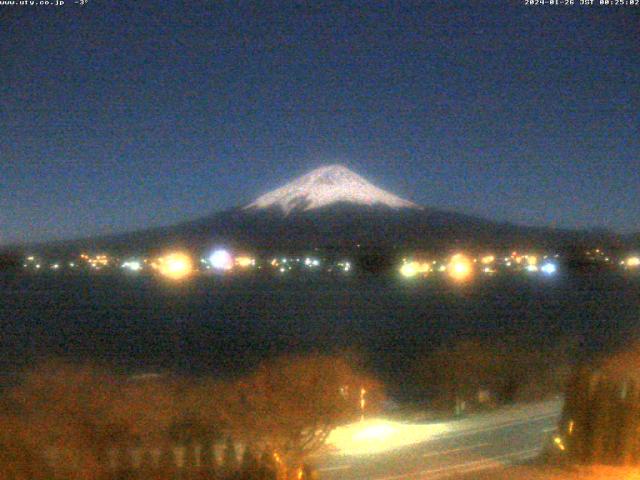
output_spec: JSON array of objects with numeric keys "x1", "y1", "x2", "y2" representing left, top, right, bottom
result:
[{"x1": 315, "y1": 399, "x2": 563, "y2": 480}]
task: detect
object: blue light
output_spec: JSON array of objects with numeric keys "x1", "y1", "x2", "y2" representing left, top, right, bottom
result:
[{"x1": 541, "y1": 262, "x2": 557, "y2": 275}]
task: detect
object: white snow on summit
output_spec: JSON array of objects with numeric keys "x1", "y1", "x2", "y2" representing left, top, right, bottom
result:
[{"x1": 245, "y1": 165, "x2": 420, "y2": 214}]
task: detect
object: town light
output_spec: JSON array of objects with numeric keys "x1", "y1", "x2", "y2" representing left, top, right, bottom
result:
[
  {"x1": 541, "y1": 262, "x2": 557, "y2": 275},
  {"x1": 480, "y1": 255, "x2": 495, "y2": 265},
  {"x1": 400, "y1": 260, "x2": 430, "y2": 278},
  {"x1": 209, "y1": 249, "x2": 233, "y2": 271},
  {"x1": 235, "y1": 256, "x2": 255, "y2": 268},
  {"x1": 447, "y1": 253, "x2": 473, "y2": 282},
  {"x1": 122, "y1": 260, "x2": 142, "y2": 272},
  {"x1": 626, "y1": 256, "x2": 640, "y2": 268},
  {"x1": 400, "y1": 262, "x2": 419, "y2": 278},
  {"x1": 156, "y1": 252, "x2": 193, "y2": 280}
]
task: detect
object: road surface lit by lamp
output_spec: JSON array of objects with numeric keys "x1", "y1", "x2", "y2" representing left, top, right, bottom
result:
[{"x1": 326, "y1": 418, "x2": 449, "y2": 456}]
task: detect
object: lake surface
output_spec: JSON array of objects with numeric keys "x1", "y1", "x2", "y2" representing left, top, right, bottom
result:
[{"x1": 1, "y1": 271, "x2": 639, "y2": 397}]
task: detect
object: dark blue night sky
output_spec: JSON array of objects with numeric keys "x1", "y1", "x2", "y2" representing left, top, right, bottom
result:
[{"x1": 1, "y1": 1, "x2": 638, "y2": 245}]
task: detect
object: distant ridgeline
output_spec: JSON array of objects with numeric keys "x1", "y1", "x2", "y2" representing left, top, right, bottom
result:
[
  {"x1": 5, "y1": 165, "x2": 639, "y2": 260},
  {"x1": 560, "y1": 343, "x2": 640, "y2": 465}
]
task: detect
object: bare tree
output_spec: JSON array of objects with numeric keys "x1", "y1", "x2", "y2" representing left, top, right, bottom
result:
[
  {"x1": 233, "y1": 353, "x2": 383, "y2": 479},
  {"x1": 4, "y1": 360, "x2": 122, "y2": 480},
  {"x1": 417, "y1": 337, "x2": 576, "y2": 413},
  {"x1": 0, "y1": 354, "x2": 383, "y2": 480}
]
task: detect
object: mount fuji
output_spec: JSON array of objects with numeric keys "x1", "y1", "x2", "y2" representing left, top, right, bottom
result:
[
  {"x1": 245, "y1": 165, "x2": 419, "y2": 214},
  {"x1": 27, "y1": 165, "x2": 627, "y2": 256}
]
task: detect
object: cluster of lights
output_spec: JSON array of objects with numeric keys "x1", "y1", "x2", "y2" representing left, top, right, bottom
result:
[
  {"x1": 80, "y1": 253, "x2": 110, "y2": 270},
  {"x1": 23, "y1": 255, "x2": 79, "y2": 271},
  {"x1": 304, "y1": 257, "x2": 321, "y2": 267},
  {"x1": 622, "y1": 256, "x2": 640, "y2": 270},
  {"x1": 269, "y1": 256, "x2": 335, "y2": 274},
  {"x1": 397, "y1": 251, "x2": 563, "y2": 281},
  {"x1": 480, "y1": 255, "x2": 495, "y2": 265},
  {"x1": 586, "y1": 248, "x2": 612, "y2": 264},
  {"x1": 479, "y1": 256, "x2": 495, "y2": 274},
  {"x1": 23, "y1": 256, "x2": 41, "y2": 270},
  {"x1": 121, "y1": 260, "x2": 142, "y2": 272},
  {"x1": 20, "y1": 247, "x2": 638, "y2": 280},
  {"x1": 399, "y1": 260, "x2": 432, "y2": 278},
  {"x1": 337, "y1": 261, "x2": 352, "y2": 272}
]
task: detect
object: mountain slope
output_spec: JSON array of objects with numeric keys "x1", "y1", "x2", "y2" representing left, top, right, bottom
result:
[{"x1": 15, "y1": 165, "x2": 633, "y2": 256}]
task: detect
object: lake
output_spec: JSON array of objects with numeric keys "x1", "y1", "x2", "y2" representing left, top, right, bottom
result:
[{"x1": 1, "y1": 271, "x2": 639, "y2": 398}]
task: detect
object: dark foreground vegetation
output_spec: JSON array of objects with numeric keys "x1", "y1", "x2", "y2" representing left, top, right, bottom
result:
[
  {"x1": 413, "y1": 337, "x2": 577, "y2": 415},
  {"x1": 0, "y1": 354, "x2": 383, "y2": 480},
  {"x1": 559, "y1": 342, "x2": 640, "y2": 466},
  {"x1": 0, "y1": 337, "x2": 584, "y2": 480}
]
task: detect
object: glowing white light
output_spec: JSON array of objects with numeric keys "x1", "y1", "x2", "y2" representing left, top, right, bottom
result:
[
  {"x1": 400, "y1": 262, "x2": 418, "y2": 278},
  {"x1": 326, "y1": 418, "x2": 449, "y2": 456},
  {"x1": 122, "y1": 261, "x2": 142, "y2": 272},
  {"x1": 541, "y1": 262, "x2": 557, "y2": 275},
  {"x1": 525, "y1": 265, "x2": 539, "y2": 273},
  {"x1": 209, "y1": 249, "x2": 233, "y2": 271}
]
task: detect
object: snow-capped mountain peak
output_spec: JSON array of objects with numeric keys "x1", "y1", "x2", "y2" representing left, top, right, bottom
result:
[{"x1": 245, "y1": 165, "x2": 420, "y2": 214}]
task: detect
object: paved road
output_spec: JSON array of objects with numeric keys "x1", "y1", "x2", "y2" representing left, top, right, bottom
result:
[{"x1": 315, "y1": 399, "x2": 563, "y2": 480}]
